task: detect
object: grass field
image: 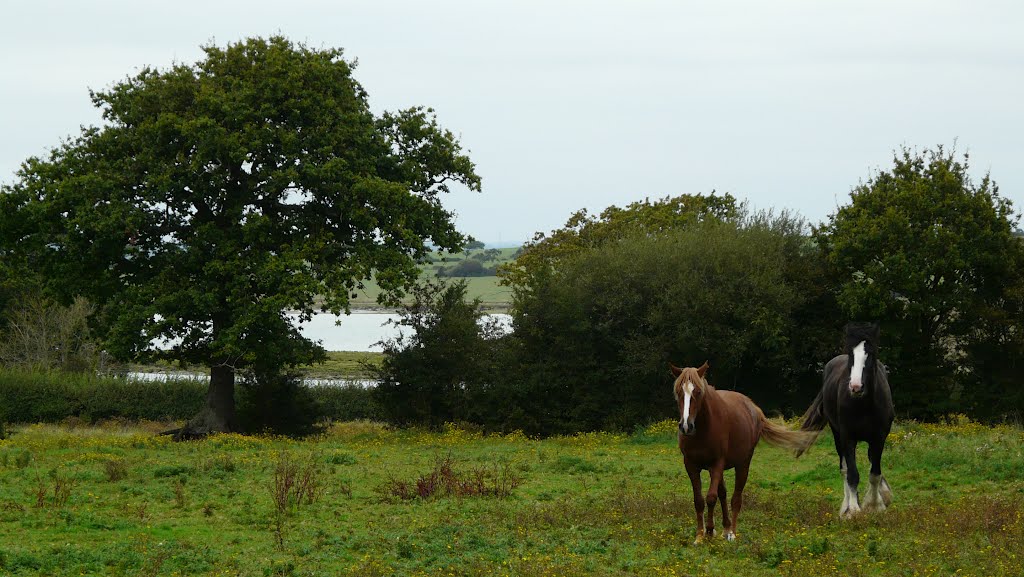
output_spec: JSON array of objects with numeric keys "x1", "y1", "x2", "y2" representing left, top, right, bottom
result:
[
  {"x1": 302, "y1": 352, "x2": 382, "y2": 379},
  {"x1": 0, "y1": 418, "x2": 1021, "y2": 576},
  {"x1": 349, "y1": 247, "x2": 518, "y2": 312}
]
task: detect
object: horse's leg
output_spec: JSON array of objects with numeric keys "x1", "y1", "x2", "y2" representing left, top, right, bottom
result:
[
  {"x1": 704, "y1": 462, "x2": 725, "y2": 538},
  {"x1": 717, "y1": 479, "x2": 730, "y2": 540},
  {"x1": 840, "y1": 440, "x2": 861, "y2": 518},
  {"x1": 685, "y1": 461, "x2": 706, "y2": 544},
  {"x1": 725, "y1": 464, "x2": 748, "y2": 542},
  {"x1": 863, "y1": 438, "x2": 891, "y2": 511},
  {"x1": 831, "y1": 426, "x2": 848, "y2": 515}
]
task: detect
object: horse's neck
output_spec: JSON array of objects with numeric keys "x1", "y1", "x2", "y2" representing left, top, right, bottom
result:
[{"x1": 697, "y1": 385, "x2": 723, "y2": 421}]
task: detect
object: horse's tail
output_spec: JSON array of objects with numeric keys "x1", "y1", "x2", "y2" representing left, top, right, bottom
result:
[
  {"x1": 793, "y1": 388, "x2": 828, "y2": 457},
  {"x1": 759, "y1": 416, "x2": 819, "y2": 453}
]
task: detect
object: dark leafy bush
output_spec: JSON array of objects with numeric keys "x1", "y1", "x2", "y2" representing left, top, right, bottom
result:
[
  {"x1": 0, "y1": 368, "x2": 205, "y2": 423},
  {"x1": 373, "y1": 279, "x2": 507, "y2": 428},
  {"x1": 0, "y1": 367, "x2": 378, "y2": 427},
  {"x1": 504, "y1": 213, "x2": 833, "y2": 433},
  {"x1": 236, "y1": 370, "x2": 320, "y2": 436}
]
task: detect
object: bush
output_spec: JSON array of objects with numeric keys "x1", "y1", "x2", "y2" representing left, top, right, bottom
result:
[
  {"x1": 0, "y1": 366, "x2": 379, "y2": 428},
  {"x1": 0, "y1": 296, "x2": 104, "y2": 373},
  {"x1": 236, "y1": 370, "x2": 321, "y2": 436},
  {"x1": 0, "y1": 367, "x2": 205, "y2": 423},
  {"x1": 307, "y1": 384, "x2": 382, "y2": 423},
  {"x1": 435, "y1": 259, "x2": 496, "y2": 277},
  {"x1": 373, "y1": 280, "x2": 506, "y2": 428},
  {"x1": 504, "y1": 213, "x2": 832, "y2": 433}
]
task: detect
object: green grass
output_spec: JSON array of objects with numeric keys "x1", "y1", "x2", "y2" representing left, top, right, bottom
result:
[
  {"x1": 299, "y1": 351, "x2": 382, "y2": 379},
  {"x1": 0, "y1": 418, "x2": 1021, "y2": 576},
  {"x1": 350, "y1": 247, "x2": 519, "y2": 312}
]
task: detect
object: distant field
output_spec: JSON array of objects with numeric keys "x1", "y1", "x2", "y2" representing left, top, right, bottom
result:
[
  {"x1": 302, "y1": 351, "x2": 382, "y2": 379},
  {"x1": 0, "y1": 419, "x2": 1021, "y2": 576},
  {"x1": 349, "y1": 246, "x2": 519, "y2": 311}
]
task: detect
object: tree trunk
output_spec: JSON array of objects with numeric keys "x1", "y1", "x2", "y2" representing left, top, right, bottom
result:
[{"x1": 173, "y1": 364, "x2": 237, "y2": 440}]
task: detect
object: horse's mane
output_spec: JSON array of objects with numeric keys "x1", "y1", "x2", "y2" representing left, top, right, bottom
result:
[
  {"x1": 674, "y1": 367, "x2": 712, "y2": 400},
  {"x1": 844, "y1": 322, "x2": 879, "y2": 353}
]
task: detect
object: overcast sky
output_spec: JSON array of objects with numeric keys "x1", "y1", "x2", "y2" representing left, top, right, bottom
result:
[{"x1": 3, "y1": 0, "x2": 1022, "y2": 244}]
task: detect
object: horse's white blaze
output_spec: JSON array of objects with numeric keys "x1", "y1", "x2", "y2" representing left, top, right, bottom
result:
[
  {"x1": 682, "y1": 381, "x2": 694, "y2": 415},
  {"x1": 681, "y1": 381, "x2": 695, "y2": 428},
  {"x1": 850, "y1": 341, "x2": 868, "y2": 388}
]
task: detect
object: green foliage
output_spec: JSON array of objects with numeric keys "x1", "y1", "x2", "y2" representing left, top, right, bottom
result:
[
  {"x1": 236, "y1": 371, "x2": 321, "y2": 436},
  {"x1": 0, "y1": 367, "x2": 205, "y2": 423},
  {"x1": 815, "y1": 145, "x2": 1024, "y2": 419},
  {"x1": 499, "y1": 192, "x2": 740, "y2": 289},
  {"x1": 373, "y1": 279, "x2": 507, "y2": 428},
  {"x1": 307, "y1": 383, "x2": 383, "y2": 423},
  {"x1": 236, "y1": 369, "x2": 384, "y2": 436},
  {"x1": 436, "y1": 258, "x2": 497, "y2": 277},
  {"x1": 0, "y1": 36, "x2": 479, "y2": 432},
  {"x1": 0, "y1": 367, "x2": 378, "y2": 425},
  {"x1": 0, "y1": 296, "x2": 104, "y2": 373},
  {"x1": 505, "y1": 212, "x2": 832, "y2": 433}
]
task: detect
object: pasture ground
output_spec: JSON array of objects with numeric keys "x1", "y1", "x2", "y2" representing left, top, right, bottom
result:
[{"x1": 0, "y1": 418, "x2": 1021, "y2": 576}]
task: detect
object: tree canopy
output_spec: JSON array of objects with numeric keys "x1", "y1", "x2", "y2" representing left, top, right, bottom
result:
[
  {"x1": 498, "y1": 193, "x2": 740, "y2": 290},
  {"x1": 815, "y1": 145, "x2": 1023, "y2": 417},
  {"x1": 0, "y1": 36, "x2": 480, "y2": 436}
]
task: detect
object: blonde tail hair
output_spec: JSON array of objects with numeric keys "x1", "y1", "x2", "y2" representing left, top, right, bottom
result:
[{"x1": 760, "y1": 417, "x2": 820, "y2": 453}]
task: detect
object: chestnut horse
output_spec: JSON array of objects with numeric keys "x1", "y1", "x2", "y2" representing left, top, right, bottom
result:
[{"x1": 671, "y1": 361, "x2": 814, "y2": 544}]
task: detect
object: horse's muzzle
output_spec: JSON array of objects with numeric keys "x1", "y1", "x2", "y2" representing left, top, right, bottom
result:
[{"x1": 678, "y1": 421, "x2": 696, "y2": 436}]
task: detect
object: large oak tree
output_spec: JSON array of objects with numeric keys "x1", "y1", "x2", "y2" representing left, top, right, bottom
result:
[{"x1": 0, "y1": 37, "x2": 480, "y2": 436}]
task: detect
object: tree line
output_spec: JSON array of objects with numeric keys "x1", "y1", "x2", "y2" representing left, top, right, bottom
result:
[
  {"x1": 1, "y1": 35, "x2": 1020, "y2": 436},
  {"x1": 374, "y1": 148, "x2": 1024, "y2": 434}
]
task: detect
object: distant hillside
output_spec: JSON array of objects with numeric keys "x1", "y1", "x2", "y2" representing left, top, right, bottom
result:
[
  {"x1": 348, "y1": 244, "x2": 522, "y2": 311},
  {"x1": 477, "y1": 240, "x2": 527, "y2": 248}
]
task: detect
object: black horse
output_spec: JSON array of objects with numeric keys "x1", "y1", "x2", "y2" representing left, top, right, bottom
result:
[{"x1": 797, "y1": 322, "x2": 895, "y2": 517}]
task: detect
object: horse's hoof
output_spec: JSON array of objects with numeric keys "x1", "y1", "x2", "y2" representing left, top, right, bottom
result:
[
  {"x1": 693, "y1": 535, "x2": 705, "y2": 545},
  {"x1": 880, "y1": 479, "x2": 893, "y2": 507},
  {"x1": 725, "y1": 531, "x2": 737, "y2": 542}
]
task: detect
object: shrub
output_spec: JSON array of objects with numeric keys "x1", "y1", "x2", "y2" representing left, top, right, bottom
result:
[
  {"x1": 435, "y1": 259, "x2": 496, "y2": 277},
  {"x1": 103, "y1": 459, "x2": 128, "y2": 482},
  {"x1": 377, "y1": 454, "x2": 523, "y2": 500},
  {"x1": 0, "y1": 367, "x2": 205, "y2": 424},
  {"x1": 0, "y1": 296, "x2": 103, "y2": 373},
  {"x1": 373, "y1": 280, "x2": 507, "y2": 428},
  {"x1": 505, "y1": 213, "x2": 831, "y2": 433},
  {"x1": 236, "y1": 370, "x2": 320, "y2": 436}
]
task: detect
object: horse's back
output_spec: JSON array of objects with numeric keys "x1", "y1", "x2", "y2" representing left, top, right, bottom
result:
[{"x1": 717, "y1": 390, "x2": 765, "y2": 447}]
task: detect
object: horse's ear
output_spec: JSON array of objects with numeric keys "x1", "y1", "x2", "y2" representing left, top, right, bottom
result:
[
  {"x1": 697, "y1": 361, "x2": 709, "y2": 377},
  {"x1": 669, "y1": 363, "x2": 683, "y2": 377}
]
